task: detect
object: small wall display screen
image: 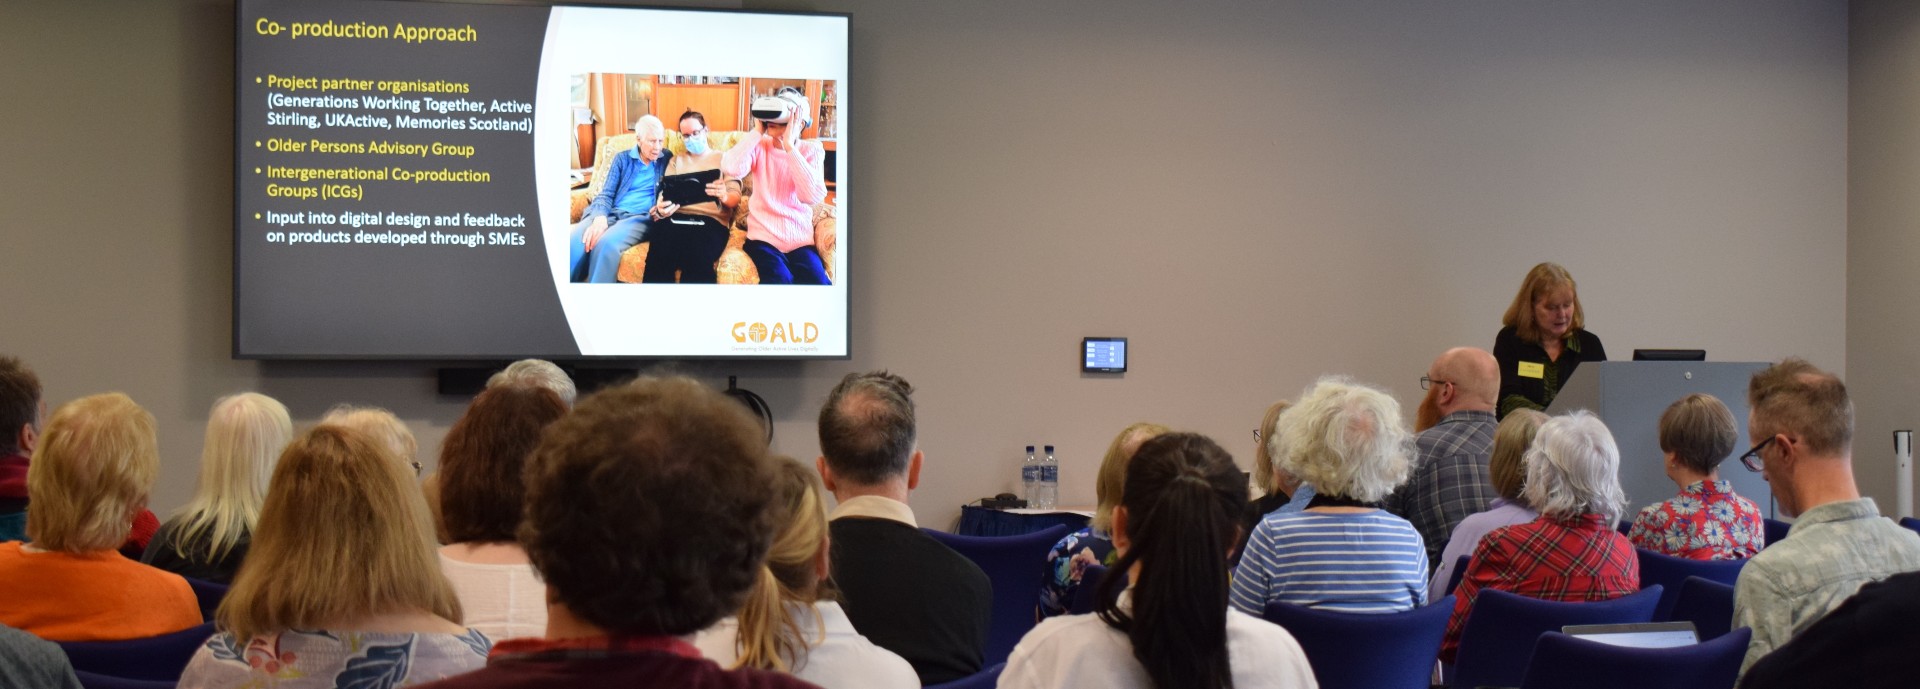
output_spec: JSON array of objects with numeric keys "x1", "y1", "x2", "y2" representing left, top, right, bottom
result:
[{"x1": 1083, "y1": 337, "x2": 1127, "y2": 373}]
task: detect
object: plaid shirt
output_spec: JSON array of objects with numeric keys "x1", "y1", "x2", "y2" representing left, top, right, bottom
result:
[
  {"x1": 1440, "y1": 513, "x2": 1640, "y2": 662},
  {"x1": 1387, "y1": 410, "x2": 1498, "y2": 570}
]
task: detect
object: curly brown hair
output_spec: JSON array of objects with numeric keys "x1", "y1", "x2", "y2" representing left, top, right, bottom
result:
[
  {"x1": 438, "y1": 385, "x2": 567, "y2": 544},
  {"x1": 521, "y1": 376, "x2": 778, "y2": 636}
]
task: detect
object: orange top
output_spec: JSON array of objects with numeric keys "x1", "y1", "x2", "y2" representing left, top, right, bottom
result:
[{"x1": 0, "y1": 541, "x2": 200, "y2": 641}]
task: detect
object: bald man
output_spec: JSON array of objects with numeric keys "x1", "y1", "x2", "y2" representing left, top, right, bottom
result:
[{"x1": 1387, "y1": 347, "x2": 1502, "y2": 571}]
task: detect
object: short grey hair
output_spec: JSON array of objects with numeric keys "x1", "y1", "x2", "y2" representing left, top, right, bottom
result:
[
  {"x1": 487, "y1": 359, "x2": 577, "y2": 406},
  {"x1": 1276, "y1": 376, "x2": 1413, "y2": 503},
  {"x1": 1523, "y1": 410, "x2": 1627, "y2": 522}
]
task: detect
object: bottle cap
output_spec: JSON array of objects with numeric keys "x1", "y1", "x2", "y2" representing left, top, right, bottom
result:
[
  {"x1": 1045, "y1": 445, "x2": 1055, "y2": 452},
  {"x1": 1026, "y1": 445, "x2": 1035, "y2": 452}
]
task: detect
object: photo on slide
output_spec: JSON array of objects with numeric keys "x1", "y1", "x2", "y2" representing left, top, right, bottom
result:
[{"x1": 563, "y1": 73, "x2": 841, "y2": 286}]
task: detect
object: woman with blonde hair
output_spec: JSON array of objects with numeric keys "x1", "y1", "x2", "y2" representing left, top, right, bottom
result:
[
  {"x1": 320, "y1": 405, "x2": 420, "y2": 475},
  {"x1": 1494, "y1": 262, "x2": 1608, "y2": 417},
  {"x1": 0, "y1": 393, "x2": 200, "y2": 641},
  {"x1": 1429, "y1": 409, "x2": 1547, "y2": 595},
  {"x1": 695, "y1": 457, "x2": 914, "y2": 688},
  {"x1": 1037, "y1": 422, "x2": 1170, "y2": 619},
  {"x1": 143, "y1": 393, "x2": 292, "y2": 584},
  {"x1": 178, "y1": 424, "x2": 488, "y2": 688}
]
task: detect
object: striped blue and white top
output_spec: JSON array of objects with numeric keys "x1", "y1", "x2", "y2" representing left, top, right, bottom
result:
[{"x1": 1229, "y1": 509, "x2": 1429, "y2": 615}]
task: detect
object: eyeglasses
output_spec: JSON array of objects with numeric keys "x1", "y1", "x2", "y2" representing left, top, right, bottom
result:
[
  {"x1": 1739, "y1": 436, "x2": 1776, "y2": 473},
  {"x1": 410, "y1": 461, "x2": 424, "y2": 476},
  {"x1": 1252, "y1": 428, "x2": 1262, "y2": 442},
  {"x1": 1419, "y1": 375, "x2": 1453, "y2": 391}
]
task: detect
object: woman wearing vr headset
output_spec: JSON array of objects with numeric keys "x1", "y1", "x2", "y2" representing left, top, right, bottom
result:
[{"x1": 720, "y1": 87, "x2": 832, "y2": 285}]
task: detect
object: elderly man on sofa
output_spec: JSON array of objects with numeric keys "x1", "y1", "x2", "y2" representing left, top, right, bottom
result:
[{"x1": 569, "y1": 114, "x2": 672, "y2": 283}]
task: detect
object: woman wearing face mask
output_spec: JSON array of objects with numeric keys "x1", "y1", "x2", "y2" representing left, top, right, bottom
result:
[
  {"x1": 641, "y1": 109, "x2": 741, "y2": 284},
  {"x1": 1493, "y1": 262, "x2": 1607, "y2": 418},
  {"x1": 720, "y1": 88, "x2": 831, "y2": 285}
]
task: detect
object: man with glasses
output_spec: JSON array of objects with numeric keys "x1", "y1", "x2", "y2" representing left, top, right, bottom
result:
[
  {"x1": 1731, "y1": 358, "x2": 1920, "y2": 676},
  {"x1": 1386, "y1": 347, "x2": 1502, "y2": 571}
]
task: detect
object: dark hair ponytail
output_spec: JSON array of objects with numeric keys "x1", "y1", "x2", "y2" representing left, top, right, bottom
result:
[{"x1": 1095, "y1": 432, "x2": 1248, "y2": 689}]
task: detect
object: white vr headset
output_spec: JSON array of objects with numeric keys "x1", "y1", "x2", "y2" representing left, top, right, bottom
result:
[{"x1": 750, "y1": 88, "x2": 813, "y2": 129}]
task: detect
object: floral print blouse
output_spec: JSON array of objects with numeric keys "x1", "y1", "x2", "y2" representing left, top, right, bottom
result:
[
  {"x1": 1628, "y1": 479, "x2": 1765, "y2": 560},
  {"x1": 178, "y1": 628, "x2": 491, "y2": 689},
  {"x1": 1037, "y1": 526, "x2": 1116, "y2": 618}
]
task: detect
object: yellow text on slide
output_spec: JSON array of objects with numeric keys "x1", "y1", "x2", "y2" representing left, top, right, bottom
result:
[{"x1": 254, "y1": 18, "x2": 478, "y2": 44}]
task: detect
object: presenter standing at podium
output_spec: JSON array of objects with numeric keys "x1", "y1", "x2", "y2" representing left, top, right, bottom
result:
[{"x1": 1493, "y1": 262, "x2": 1607, "y2": 418}]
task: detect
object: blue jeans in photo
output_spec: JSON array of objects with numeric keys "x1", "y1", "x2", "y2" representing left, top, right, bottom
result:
[{"x1": 569, "y1": 211, "x2": 651, "y2": 283}]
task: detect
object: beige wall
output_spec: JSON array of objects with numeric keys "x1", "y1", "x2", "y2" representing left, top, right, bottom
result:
[
  {"x1": 1, "y1": 0, "x2": 1847, "y2": 530},
  {"x1": 1849, "y1": 0, "x2": 1920, "y2": 517}
]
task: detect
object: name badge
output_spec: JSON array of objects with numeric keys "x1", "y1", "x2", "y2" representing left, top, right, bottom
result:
[{"x1": 1517, "y1": 362, "x2": 1545, "y2": 379}]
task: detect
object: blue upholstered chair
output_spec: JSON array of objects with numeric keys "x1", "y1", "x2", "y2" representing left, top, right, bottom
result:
[
  {"x1": 1518, "y1": 627, "x2": 1750, "y2": 689},
  {"x1": 1444, "y1": 554, "x2": 1471, "y2": 596},
  {"x1": 57, "y1": 622, "x2": 217, "y2": 682},
  {"x1": 184, "y1": 576, "x2": 230, "y2": 623},
  {"x1": 1263, "y1": 595, "x2": 1454, "y2": 689},
  {"x1": 1899, "y1": 516, "x2": 1920, "y2": 537},
  {"x1": 923, "y1": 523, "x2": 1074, "y2": 665},
  {"x1": 1762, "y1": 518, "x2": 1791, "y2": 548},
  {"x1": 925, "y1": 662, "x2": 1005, "y2": 689},
  {"x1": 1668, "y1": 576, "x2": 1738, "y2": 641},
  {"x1": 73, "y1": 670, "x2": 177, "y2": 689},
  {"x1": 1450, "y1": 586, "x2": 1663, "y2": 689},
  {"x1": 1635, "y1": 548, "x2": 1745, "y2": 620}
]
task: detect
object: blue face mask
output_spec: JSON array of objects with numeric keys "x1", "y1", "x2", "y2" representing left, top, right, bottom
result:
[{"x1": 683, "y1": 133, "x2": 710, "y2": 156}]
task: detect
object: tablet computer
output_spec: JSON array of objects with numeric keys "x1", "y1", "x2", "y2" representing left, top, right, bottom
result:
[
  {"x1": 659, "y1": 169, "x2": 723, "y2": 206},
  {"x1": 1562, "y1": 621, "x2": 1699, "y2": 648}
]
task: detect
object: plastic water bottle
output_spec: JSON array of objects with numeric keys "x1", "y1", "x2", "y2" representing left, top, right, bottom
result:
[
  {"x1": 1021, "y1": 445, "x2": 1039, "y2": 506},
  {"x1": 1039, "y1": 445, "x2": 1060, "y2": 509}
]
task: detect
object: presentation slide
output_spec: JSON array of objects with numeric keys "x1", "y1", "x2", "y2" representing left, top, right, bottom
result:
[{"x1": 235, "y1": 0, "x2": 849, "y2": 359}]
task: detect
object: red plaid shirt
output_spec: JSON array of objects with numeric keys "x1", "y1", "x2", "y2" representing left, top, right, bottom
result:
[{"x1": 1440, "y1": 513, "x2": 1640, "y2": 662}]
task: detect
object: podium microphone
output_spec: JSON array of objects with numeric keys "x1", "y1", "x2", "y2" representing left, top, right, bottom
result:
[{"x1": 1897, "y1": 430, "x2": 1913, "y2": 519}]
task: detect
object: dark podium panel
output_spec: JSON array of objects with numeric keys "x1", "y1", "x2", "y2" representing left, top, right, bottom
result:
[{"x1": 1547, "y1": 362, "x2": 1775, "y2": 520}]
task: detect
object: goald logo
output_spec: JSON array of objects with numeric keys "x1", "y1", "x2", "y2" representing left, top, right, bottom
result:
[{"x1": 732, "y1": 321, "x2": 820, "y2": 344}]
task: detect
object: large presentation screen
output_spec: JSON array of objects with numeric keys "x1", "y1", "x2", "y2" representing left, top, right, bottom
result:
[{"x1": 235, "y1": 0, "x2": 849, "y2": 359}]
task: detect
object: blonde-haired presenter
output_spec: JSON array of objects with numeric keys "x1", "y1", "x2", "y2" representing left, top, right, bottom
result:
[{"x1": 1494, "y1": 262, "x2": 1607, "y2": 418}]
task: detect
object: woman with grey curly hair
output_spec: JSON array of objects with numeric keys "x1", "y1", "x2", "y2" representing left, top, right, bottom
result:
[
  {"x1": 1229, "y1": 376, "x2": 1429, "y2": 615},
  {"x1": 1439, "y1": 410, "x2": 1639, "y2": 662}
]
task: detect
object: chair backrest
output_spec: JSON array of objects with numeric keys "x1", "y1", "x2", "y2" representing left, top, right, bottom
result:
[
  {"x1": 1518, "y1": 627, "x2": 1751, "y2": 689},
  {"x1": 1264, "y1": 595, "x2": 1455, "y2": 689},
  {"x1": 1068, "y1": 563, "x2": 1111, "y2": 615},
  {"x1": 1444, "y1": 555, "x2": 1470, "y2": 596},
  {"x1": 1668, "y1": 576, "x2": 1738, "y2": 641},
  {"x1": 1900, "y1": 516, "x2": 1920, "y2": 537},
  {"x1": 922, "y1": 523, "x2": 1075, "y2": 666},
  {"x1": 924, "y1": 661, "x2": 1006, "y2": 689},
  {"x1": 1635, "y1": 548, "x2": 1745, "y2": 620},
  {"x1": 1451, "y1": 586, "x2": 1663, "y2": 689},
  {"x1": 184, "y1": 577, "x2": 230, "y2": 623},
  {"x1": 1762, "y1": 518, "x2": 1791, "y2": 548},
  {"x1": 74, "y1": 670, "x2": 178, "y2": 689},
  {"x1": 57, "y1": 622, "x2": 217, "y2": 681}
]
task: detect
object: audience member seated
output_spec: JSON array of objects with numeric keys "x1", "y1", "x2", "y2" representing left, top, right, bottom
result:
[
  {"x1": 695, "y1": 457, "x2": 916, "y2": 689},
  {"x1": 1246, "y1": 401, "x2": 1296, "y2": 522},
  {"x1": 178, "y1": 424, "x2": 488, "y2": 688},
  {"x1": 0, "y1": 393, "x2": 199, "y2": 641},
  {"x1": 413, "y1": 377, "x2": 819, "y2": 689},
  {"x1": 1231, "y1": 376, "x2": 1428, "y2": 615},
  {"x1": 1441, "y1": 410, "x2": 1638, "y2": 662},
  {"x1": 1430, "y1": 409, "x2": 1546, "y2": 595},
  {"x1": 1628, "y1": 393, "x2": 1765, "y2": 560},
  {"x1": 0, "y1": 356, "x2": 43, "y2": 542},
  {"x1": 1039, "y1": 422, "x2": 1168, "y2": 619},
  {"x1": 320, "y1": 405, "x2": 422, "y2": 475},
  {"x1": 815, "y1": 370, "x2": 990, "y2": 686},
  {"x1": 1732, "y1": 358, "x2": 1920, "y2": 675},
  {"x1": 485, "y1": 359, "x2": 578, "y2": 407},
  {"x1": 435, "y1": 386, "x2": 568, "y2": 641},
  {"x1": 142, "y1": 393, "x2": 292, "y2": 584},
  {"x1": 0, "y1": 623, "x2": 80, "y2": 689},
  {"x1": 1737, "y1": 569, "x2": 1920, "y2": 689},
  {"x1": 1387, "y1": 347, "x2": 1502, "y2": 570},
  {"x1": 1001, "y1": 433, "x2": 1316, "y2": 689}
]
